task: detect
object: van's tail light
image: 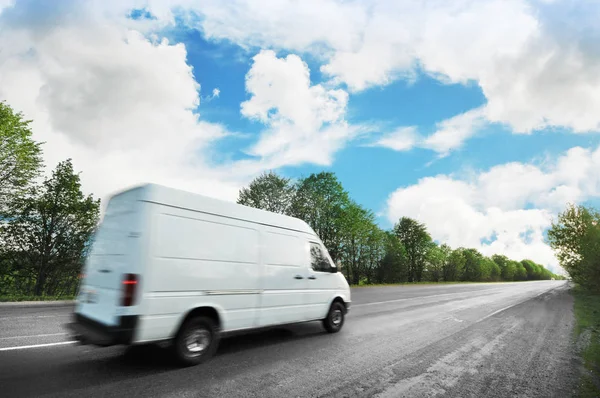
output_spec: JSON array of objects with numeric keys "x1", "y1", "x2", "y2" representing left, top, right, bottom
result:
[{"x1": 121, "y1": 273, "x2": 139, "y2": 307}]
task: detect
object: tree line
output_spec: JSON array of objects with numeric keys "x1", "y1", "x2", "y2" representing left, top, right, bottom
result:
[
  {"x1": 0, "y1": 102, "x2": 100, "y2": 298},
  {"x1": 238, "y1": 171, "x2": 565, "y2": 284}
]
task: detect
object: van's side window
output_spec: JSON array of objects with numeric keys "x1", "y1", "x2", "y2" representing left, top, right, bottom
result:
[{"x1": 310, "y1": 243, "x2": 331, "y2": 272}]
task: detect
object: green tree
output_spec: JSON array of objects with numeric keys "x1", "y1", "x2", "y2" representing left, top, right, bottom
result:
[
  {"x1": 362, "y1": 223, "x2": 386, "y2": 284},
  {"x1": 491, "y1": 260, "x2": 501, "y2": 281},
  {"x1": 376, "y1": 232, "x2": 408, "y2": 284},
  {"x1": 394, "y1": 217, "x2": 432, "y2": 282},
  {"x1": 0, "y1": 159, "x2": 100, "y2": 296},
  {"x1": 444, "y1": 248, "x2": 466, "y2": 282},
  {"x1": 521, "y1": 260, "x2": 539, "y2": 280},
  {"x1": 482, "y1": 256, "x2": 500, "y2": 281},
  {"x1": 291, "y1": 172, "x2": 350, "y2": 263},
  {"x1": 461, "y1": 248, "x2": 484, "y2": 281},
  {"x1": 237, "y1": 171, "x2": 296, "y2": 214},
  {"x1": 425, "y1": 243, "x2": 448, "y2": 282},
  {"x1": 0, "y1": 102, "x2": 43, "y2": 211},
  {"x1": 548, "y1": 204, "x2": 600, "y2": 290},
  {"x1": 513, "y1": 261, "x2": 527, "y2": 281},
  {"x1": 338, "y1": 201, "x2": 379, "y2": 284},
  {"x1": 493, "y1": 254, "x2": 515, "y2": 281}
]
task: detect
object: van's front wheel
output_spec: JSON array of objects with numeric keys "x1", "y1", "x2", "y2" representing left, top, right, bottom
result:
[
  {"x1": 322, "y1": 302, "x2": 345, "y2": 333},
  {"x1": 173, "y1": 316, "x2": 219, "y2": 366}
]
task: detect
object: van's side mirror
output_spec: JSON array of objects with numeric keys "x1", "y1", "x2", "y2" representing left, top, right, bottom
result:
[{"x1": 332, "y1": 260, "x2": 341, "y2": 273}]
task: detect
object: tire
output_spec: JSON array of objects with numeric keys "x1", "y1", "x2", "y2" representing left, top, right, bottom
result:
[
  {"x1": 322, "y1": 301, "x2": 345, "y2": 333},
  {"x1": 173, "y1": 316, "x2": 219, "y2": 366}
]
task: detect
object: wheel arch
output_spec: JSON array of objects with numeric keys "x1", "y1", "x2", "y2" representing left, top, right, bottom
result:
[{"x1": 174, "y1": 305, "x2": 222, "y2": 338}]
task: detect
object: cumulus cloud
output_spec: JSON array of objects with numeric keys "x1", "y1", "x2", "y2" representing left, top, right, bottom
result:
[
  {"x1": 239, "y1": 50, "x2": 355, "y2": 170},
  {"x1": 0, "y1": 0, "x2": 244, "y2": 203},
  {"x1": 155, "y1": 0, "x2": 600, "y2": 138},
  {"x1": 386, "y1": 145, "x2": 600, "y2": 272},
  {"x1": 0, "y1": 0, "x2": 365, "y2": 204}
]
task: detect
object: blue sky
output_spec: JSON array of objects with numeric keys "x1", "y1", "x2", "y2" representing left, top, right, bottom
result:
[
  {"x1": 169, "y1": 18, "x2": 600, "y2": 228},
  {"x1": 1, "y1": 0, "x2": 599, "y2": 272}
]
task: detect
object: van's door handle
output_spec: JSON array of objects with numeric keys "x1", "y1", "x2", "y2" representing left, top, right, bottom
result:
[
  {"x1": 308, "y1": 275, "x2": 317, "y2": 280},
  {"x1": 294, "y1": 275, "x2": 304, "y2": 279}
]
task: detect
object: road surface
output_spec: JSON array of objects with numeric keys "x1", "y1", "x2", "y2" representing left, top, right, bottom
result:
[{"x1": 0, "y1": 281, "x2": 579, "y2": 397}]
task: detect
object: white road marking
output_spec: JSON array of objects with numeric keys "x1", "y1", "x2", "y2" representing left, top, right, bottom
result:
[
  {"x1": 0, "y1": 332, "x2": 67, "y2": 341},
  {"x1": 0, "y1": 315, "x2": 70, "y2": 320},
  {"x1": 0, "y1": 341, "x2": 76, "y2": 352}
]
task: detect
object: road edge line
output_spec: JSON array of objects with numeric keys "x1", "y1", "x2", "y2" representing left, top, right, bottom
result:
[
  {"x1": 0, "y1": 341, "x2": 76, "y2": 352},
  {"x1": 0, "y1": 301, "x2": 75, "y2": 309}
]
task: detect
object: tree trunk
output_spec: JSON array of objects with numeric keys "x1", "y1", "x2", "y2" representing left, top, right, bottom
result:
[{"x1": 33, "y1": 269, "x2": 46, "y2": 296}]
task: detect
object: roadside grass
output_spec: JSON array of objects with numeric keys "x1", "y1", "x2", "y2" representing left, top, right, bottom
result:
[
  {"x1": 572, "y1": 285, "x2": 600, "y2": 397},
  {"x1": 0, "y1": 295, "x2": 75, "y2": 302}
]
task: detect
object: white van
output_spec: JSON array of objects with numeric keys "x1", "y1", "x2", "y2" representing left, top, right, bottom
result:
[{"x1": 68, "y1": 183, "x2": 351, "y2": 366}]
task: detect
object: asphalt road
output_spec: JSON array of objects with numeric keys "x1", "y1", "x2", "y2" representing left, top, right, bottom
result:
[{"x1": 0, "y1": 281, "x2": 579, "y2": 398}]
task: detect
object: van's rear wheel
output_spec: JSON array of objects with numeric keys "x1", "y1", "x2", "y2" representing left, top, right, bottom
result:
[
  {"x1": 323, "y1": 302, "x2": 345, "y2": 333},
  {"x1": 173, "y1": 316, "x2": 219, "y2": 366}
]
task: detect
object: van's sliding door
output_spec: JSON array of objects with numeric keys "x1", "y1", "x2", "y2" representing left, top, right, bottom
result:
[{"x1": 257, "y1": 228, "x2": 308, "y2": 327}]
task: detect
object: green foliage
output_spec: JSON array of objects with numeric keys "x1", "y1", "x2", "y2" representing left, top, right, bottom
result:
[
  {"x1": 376, "y1": 231, "x2": 409, "y2": 284},
  {"x1": 0, "y1": 159, "x2": 100, "y2": 296},
  {"x1": 460, "y1": 248, "x2": 482, "y2": 281},
  {"x1": 237, "y1": 171, "x2": 296, "y2": 215},
  {"x1": 521, "y1": 259, "x2": 540, "y2": 280},
  {"x1": 513, "y1": 261, "x2": 528, "y2": 281},
  {"x1": 338, "y1": 201, "x2": 381, "y2": 285},
  {"x1": 548, "y1": 204, "x2": 600, "y2": 290},
  {"x1": 291, "y1": 172, "x2": 350, "y2": 263},
  {"x1": 444, "y1": 248, "x2": 466, "y2": 282},
  {"x1": 394, "y1": 217, "x2": 432, "y2": 282},
  {"x1": 487, "y1": 257, "x2": 501, "y2": 281},
  {"x1": 0, "y1": 101, "x2": 43, "y2": 211},
  {"x1": 493, "y1": 255, "x2": 515, "y2": 281},
  {"x1": 425, "y1": 243, "x2": 447, "y2": 282}
]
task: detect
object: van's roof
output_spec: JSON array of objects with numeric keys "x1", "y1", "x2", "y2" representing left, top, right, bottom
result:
[{"x1": 109, "y1": 183, "x2": 317, "y2": 236}]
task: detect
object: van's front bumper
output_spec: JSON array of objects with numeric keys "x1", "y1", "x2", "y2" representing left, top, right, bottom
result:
[{"x1": 67, "y1": 313, "x2": 138, "y2": 347}]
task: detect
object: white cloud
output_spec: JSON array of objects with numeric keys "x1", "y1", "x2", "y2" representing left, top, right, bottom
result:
[
  {"x1": 372, "y1": 127, "x2": 418, "y2": 152},
  {"x1": 183, "y1": 0, "x2": 367, "y2": 54},
  {"x1": 386, "y1": 145, "x2": 600, "y2": 271},
  {"x1": 374, "y1": 107, "x2": 488, "y2": 155},
  {"x1": 239, "y1": 50, "x2": 354, "y2": 169},
  {"x1": 155, "y1": 0, "x2": 600, "y2": 137},
  {"x1": 0, "y1": 0, "x2": 14, "y2": 14},
  {"x1": 202, "y1": 87, "x2": 220, "y2": 102},
  {"x1": 422, "y1": 107, "x2": 488, "y2": 155},
  {"x1": 0, "y1": 1, "x2": 364, "y2": 205},
  {"x1": 0, "y1": 0, "x2": 245, "y2": 203}
]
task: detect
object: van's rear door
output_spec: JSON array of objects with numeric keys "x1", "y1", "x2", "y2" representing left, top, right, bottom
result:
[{"x1": 76, "y1": 191, "x2": 141, "y2": 326}]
